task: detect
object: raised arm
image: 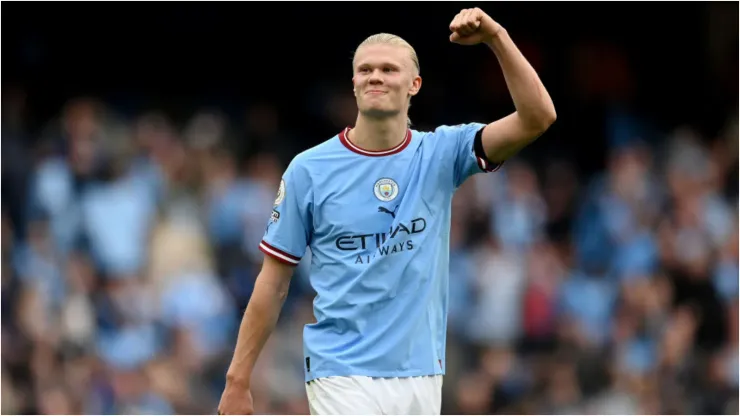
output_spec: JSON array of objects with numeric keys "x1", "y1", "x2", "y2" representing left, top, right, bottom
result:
[
  {"x1": 218, "y1": 255, "x2": 295, "y2": 415},
  {"x1": 450, "y1": 8, "x2": 557, "y2": 164}
]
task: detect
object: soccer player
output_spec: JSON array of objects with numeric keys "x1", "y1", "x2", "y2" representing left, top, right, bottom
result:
[{"x1": 218, "y1": 7, "x2": 556, "y2": 415}]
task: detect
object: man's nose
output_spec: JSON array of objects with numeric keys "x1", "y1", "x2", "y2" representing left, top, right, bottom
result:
[{"x1": 368, "y1": 69, "x2": 384, "y2": 84}]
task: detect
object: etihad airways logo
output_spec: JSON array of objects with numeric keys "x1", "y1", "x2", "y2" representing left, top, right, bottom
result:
[{"x1": 334, "y1": 217, "x2": 427, "y2": 264}]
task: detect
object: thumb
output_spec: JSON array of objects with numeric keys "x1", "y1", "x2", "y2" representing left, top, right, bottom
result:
[{"x1": 449, "y1": 32, "x2": 462, "y2": 43}]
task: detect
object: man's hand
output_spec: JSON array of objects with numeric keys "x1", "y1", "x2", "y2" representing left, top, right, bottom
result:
[
  {"x1": 449, "y1": 8, "x2": 502, "y2": 45},
  {"x1": 218, "y1": 380, "x2": 254, "y2": 415}
]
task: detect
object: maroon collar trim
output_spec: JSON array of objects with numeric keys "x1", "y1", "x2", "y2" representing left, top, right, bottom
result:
[{"x1": 338, "y1": 127, "x2": 412, "y2": 157}]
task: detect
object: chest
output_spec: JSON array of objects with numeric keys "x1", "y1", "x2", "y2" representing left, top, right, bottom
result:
[{"x1": 310, "y1": 145, "x2": 450, "y2": 241}]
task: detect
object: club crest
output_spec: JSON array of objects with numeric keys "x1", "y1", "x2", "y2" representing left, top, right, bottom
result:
[{"x1": 373, "y1": 178, "x2": 399, "y2": 202}]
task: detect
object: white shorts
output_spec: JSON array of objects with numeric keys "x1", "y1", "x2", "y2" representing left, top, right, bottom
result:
[{"x1": 305, "y1": 375, "x2": 443, "y2": 415}]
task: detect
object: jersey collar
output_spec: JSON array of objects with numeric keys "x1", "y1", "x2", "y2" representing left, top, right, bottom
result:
[{"x1": 338, "y1": 127, "x2": 412, "y2": 157}]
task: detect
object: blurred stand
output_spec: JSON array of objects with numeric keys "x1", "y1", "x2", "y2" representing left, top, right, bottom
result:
[{"x1": 2, "y1": 2, "x2": 737, "y2": 415}]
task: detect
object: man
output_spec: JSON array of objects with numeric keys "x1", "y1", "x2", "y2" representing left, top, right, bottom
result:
[{"x1": 218, "y1": 7, "x2": 555, "y2": 415}]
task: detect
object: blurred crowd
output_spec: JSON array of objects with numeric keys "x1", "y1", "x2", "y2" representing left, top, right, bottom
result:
[{"x1": 1, "y1": 86, "x2": 738, "y2": 415}]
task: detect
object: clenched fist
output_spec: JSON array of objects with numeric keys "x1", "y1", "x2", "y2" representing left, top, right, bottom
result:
[
  {"x1": 449, "y1": 8, "x2": 503, "y2": 45},
  {"x1": 218, "y1": 381, "x2": 254, "y2": 415}
]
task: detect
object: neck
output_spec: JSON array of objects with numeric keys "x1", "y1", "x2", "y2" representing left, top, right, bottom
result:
[{"x1": 349, "y1": 113, "x2": 408, "y2": 151}]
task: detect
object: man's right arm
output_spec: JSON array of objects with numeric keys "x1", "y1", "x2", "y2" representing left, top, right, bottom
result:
[
  {"x1": 224, "y1": 255, "x2": 295, "y2": 389},
  {"x1": 220, "y1": 157, "x2": 311, "y2": 414}
]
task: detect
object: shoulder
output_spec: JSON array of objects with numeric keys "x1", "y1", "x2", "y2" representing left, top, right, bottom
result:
[
  {"x1": 415, "y1": 123, "x2": 487, "y2": 140},
  {"x1": 413, "y1": 123, "x2": 488, "y2": 152},
  {"x1": 283, "y1": 132, "x2": 344, "y2": 179},
  {"x1": 35, "y1": 156, "x2": 69, "y2": 177},
  {"x1": 32, "y1": 157, "x2": 72, "y2": 193}
]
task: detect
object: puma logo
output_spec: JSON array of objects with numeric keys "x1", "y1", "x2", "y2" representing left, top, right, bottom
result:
[{"x1": 378, "y1": 205, "x2": 399, "y2": 219}]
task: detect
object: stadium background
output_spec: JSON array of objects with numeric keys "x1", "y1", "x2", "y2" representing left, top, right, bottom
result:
[{"x1": 2, "y1": 2, "x2": 738, "y2": 414}]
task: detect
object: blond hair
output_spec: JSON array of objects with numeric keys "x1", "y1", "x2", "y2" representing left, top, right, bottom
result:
[
  {"x1": 353, "y1": 33, "x2": 420, "y2": 74},
  {"x1": 353, "y1": 33, "x2": 419, "y2": 127}
]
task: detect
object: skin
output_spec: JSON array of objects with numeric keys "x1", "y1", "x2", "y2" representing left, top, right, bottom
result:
[
  {"x1": 348, "y1": 43, "x2": 421, "y2": 152},
  {"x1": 348, "y1": 7, "x2": 556, "y2": 163},
  {"x1": 353, "y1": 43, "x2": 420, "y2": 120},
  {"x1": 217, "y1": 8, "x2": 555, "y2": 415}
]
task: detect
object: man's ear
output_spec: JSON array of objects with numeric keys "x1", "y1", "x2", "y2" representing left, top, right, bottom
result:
[{"x1": 408, "y1": 75, "x2": 422, "y2": 97}]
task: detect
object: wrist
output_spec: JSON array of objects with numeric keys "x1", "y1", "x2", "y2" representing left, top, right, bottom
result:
[
  {"x1": 226, "y1": 371, "x2": 251, "y2": 388},
  {"x1": 484, "y1": 26, "x2": 507, "y2": 48}
]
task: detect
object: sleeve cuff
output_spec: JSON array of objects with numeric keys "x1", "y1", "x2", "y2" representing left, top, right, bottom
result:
[
  {"x1": 259, "y1": 240, "x2": 302, "y2": 266},
  {"x1": 473, "y1": 127, "x2": 504, "y2": 173}
]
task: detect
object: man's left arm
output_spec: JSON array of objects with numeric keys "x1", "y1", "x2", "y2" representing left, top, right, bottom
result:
[{"x1": 450, "y1": 8, "x2": 557, "y2": 164}]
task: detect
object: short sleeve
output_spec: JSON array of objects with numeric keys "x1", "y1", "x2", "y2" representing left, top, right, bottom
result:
[
  {"x1": 259, "y1": 160, "x2": 312, "y2": 266},
  {"x1": 435, "y1": 123, "x2": 503, "y2": 188}
]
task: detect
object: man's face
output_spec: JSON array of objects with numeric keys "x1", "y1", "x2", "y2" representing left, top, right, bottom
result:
[{"x1": 352, "y1": 44, "x2": 421, "y2": 119}]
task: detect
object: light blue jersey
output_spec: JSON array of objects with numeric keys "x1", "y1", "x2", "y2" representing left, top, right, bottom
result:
[{"x1": 259, "y1": 123, "x2": 501, "y2": 382}]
